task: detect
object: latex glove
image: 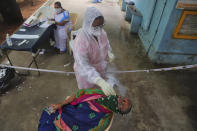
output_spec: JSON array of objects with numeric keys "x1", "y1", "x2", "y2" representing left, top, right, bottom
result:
[
  {"x1": 94, "y1": 77, "x2": 116, "y2": 96},
  {"x1": 108, "y1": 51, "x2": 115, "y2": 63}
]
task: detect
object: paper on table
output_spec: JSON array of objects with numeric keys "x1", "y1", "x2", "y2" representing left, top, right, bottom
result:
[
  {"x1": 18, "y1": 40, "x2": 27, "y2": 46},
  {"x1": 19, "y1": 29, "x2": 26, "y2": 32},
  {"x1": 39, "y1": 21, "x2": 51, "y2": 28},
  {"x1": 40, "y1": 17, "x2": 48, "y2": 23},
  {"x1": 11, "y1": 34, "x2": 39, "y2": 39}
]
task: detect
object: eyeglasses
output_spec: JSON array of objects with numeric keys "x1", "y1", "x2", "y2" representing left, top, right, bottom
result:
[{"x1": 93, "y1": 23, "x2": 105, "y2": 30}]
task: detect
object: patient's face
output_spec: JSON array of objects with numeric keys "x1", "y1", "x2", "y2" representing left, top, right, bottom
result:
[{"x1": 118, "y1": 96, "x2": 131, "y2": 113}]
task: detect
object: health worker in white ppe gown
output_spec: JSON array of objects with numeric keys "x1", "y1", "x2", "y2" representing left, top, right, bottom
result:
[{"x1": 73, "y1": 7, "x2": 116, "y2": 96}]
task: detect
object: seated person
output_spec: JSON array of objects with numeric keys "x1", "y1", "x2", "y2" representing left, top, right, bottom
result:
[{"x1": 38, "y1": 88, "x2": 132, "y2": 131}]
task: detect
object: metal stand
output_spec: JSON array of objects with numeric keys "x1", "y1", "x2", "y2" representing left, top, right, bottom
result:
[
  {"x1": 27, "y1": 49, "x2": 41, "y2": 76},
  {"x1": 2, "y1": 49, "x2": 41, "y2": 76},
  {"x1": 4, "y1": 50, "x2": 13, "y2": 66}
]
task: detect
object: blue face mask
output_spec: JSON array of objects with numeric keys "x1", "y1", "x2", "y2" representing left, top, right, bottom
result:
[{"x1": 55, "y1": 8, "x2": 62, "y2": 14}]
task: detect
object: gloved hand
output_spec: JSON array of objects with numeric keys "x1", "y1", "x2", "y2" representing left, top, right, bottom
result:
[
  {"x1": 108, "y1": 51, "x2": 115, "y2": 63},
  {"x1": 94, "y1": 77, "x2": 116, "y2": 96}
]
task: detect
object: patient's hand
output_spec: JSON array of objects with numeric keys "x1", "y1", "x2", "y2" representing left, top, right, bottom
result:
[{"x1": 50, "y1": 104, "x2": 61, "y2": 111}]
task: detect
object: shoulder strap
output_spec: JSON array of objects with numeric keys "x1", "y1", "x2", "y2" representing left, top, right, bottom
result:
[
  {"x1": 59, "y1": 11, "x2": 70, "y2": 23},
  {"x1": 63, "y1": 11, "x2": 66, "y2": 18}
]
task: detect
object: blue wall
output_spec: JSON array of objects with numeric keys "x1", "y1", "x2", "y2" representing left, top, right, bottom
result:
[
  {"x1": 132, "y1": 0, "x2": 156, "y2": 31},
  {"x1": 158, "y1": 9, "x2": 197, "y2": 54},
  {"x1": 134, "y1": 0, "x2": 197, "y2": 64},
  {"x1": 138, "y1": 0, "x2": 167, "y2": 51}
]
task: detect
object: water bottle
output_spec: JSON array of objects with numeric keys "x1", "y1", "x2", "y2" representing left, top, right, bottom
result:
[{"x1": 6, "y1": 34, "x2": 13, "y2": 46}]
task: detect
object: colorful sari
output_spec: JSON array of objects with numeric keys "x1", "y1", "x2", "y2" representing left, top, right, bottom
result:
[{"x1": 38, "y1": 88, "x2": 118, "y2": 131}]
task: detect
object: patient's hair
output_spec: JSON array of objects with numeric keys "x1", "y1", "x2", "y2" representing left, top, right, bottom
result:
[{"x1": 119, "y1": 100, "x2": 132, "y2": 115}]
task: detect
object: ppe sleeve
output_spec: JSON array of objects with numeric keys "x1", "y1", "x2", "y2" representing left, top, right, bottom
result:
[
  {"x1": 103, "y1": 30, "x2": 112, "y2": 52},
  {"x1": 103, "y1": 30, "x2": 115, "y2": 62},
  {"x1": 73, "y1": 35, "x2": 100, "y2": 83},
  {"x1": 107, "y1": 39, "x2": 112, "y2": 52}
]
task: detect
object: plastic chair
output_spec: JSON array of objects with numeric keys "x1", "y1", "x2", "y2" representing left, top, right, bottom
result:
[
  {"x1": 69, "y1": 29, "x2": 81, "y2": 55},
  {"x1": 66, "y1": 12, "x2": 78, "y2": 52}
]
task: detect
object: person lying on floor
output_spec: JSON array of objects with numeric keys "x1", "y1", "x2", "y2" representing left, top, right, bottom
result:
[{"x1": 38, "y1": 88, "x2": 132, "y2": 131}]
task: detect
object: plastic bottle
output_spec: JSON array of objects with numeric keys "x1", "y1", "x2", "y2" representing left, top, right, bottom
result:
[{"x1": 6, "y1": 34, "x2": 13, "y2": 46}]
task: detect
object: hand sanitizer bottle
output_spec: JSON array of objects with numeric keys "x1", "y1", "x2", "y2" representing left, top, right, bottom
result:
[{"x1": 6, "y1": 34, "x2": 13, "y2": 46}]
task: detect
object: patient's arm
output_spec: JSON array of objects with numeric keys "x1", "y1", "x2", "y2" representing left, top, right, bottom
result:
[
  {"x1": 50, "y1": 94, "x2": 76, "y2": 111},
  {"x1": 63, "y1": 94, "x2": 76, "y2": 105}
]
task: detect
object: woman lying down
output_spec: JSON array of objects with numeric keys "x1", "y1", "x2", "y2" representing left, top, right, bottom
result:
[{"x1": 38, "y1": 88, "x2": 132, "y2": 131}]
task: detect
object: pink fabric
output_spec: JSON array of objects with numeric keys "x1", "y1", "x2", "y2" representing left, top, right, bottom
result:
[
  {"x1": 87, "y1": 101, "x2": 101, "y2": 112},
  {"x1": 58, "y1": 109, "x2": 72, "y2": 131},
  {"x1": 71, "y1": 94, "x2": 105, "y2": 105},
  {"x1": 73, "y1": 30, "x2": 109, "y2": 89},
  {"x1": 57, "y1": 93, "x2": 111, "y2": 130},
  {"x1": 91, "y1": 100, "x2": 112, "y2": 113},
  {"x1": 70, "y1": 93, "x2": 112, "y2": 113}
]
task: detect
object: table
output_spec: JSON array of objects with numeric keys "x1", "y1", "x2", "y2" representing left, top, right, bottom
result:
[{"x1": 0, "y1": 22, "x2": 53, "y2": 75}]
